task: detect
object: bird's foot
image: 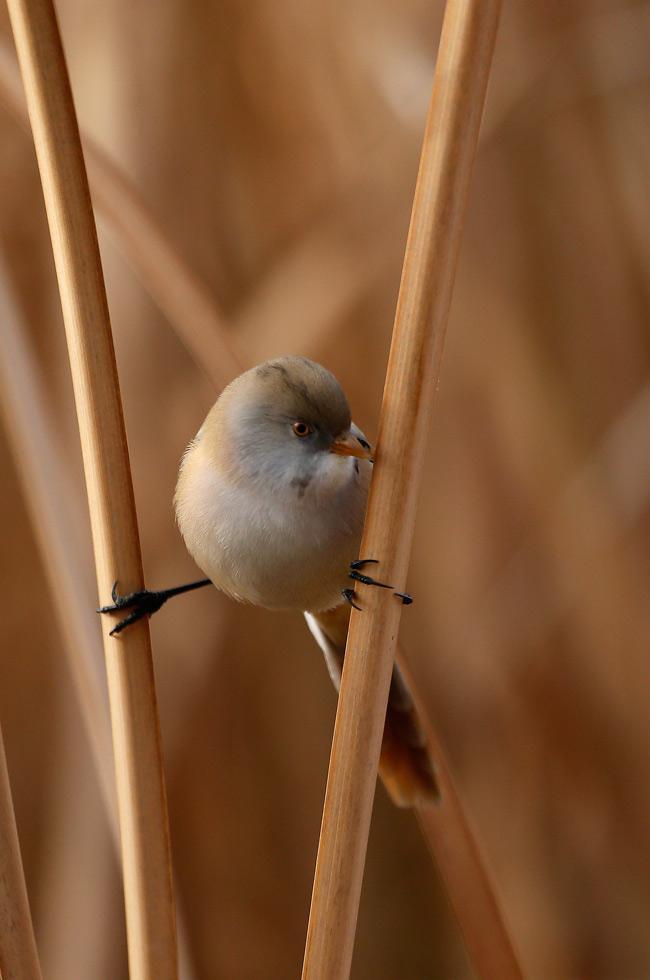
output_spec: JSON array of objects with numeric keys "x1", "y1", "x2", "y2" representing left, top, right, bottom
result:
[
  {"x1": 349, "y1": 559, "x2": 393, "y2": 590},
  {"x1": 348, "y1": 560, "x2": 414, "y2": 606},
  {"x1": 341, "y1": 587, "x2": 362, "y2": 611},
  {"x1": 97, "y1": 582, "x2": 169, "y2": 636},
  {"x1": 395, "y1": 592, "x2": 413, "y2": 605}
]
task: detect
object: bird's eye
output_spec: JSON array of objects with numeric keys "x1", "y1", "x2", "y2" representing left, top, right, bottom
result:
[{"x1": 292, "y1": 420, "x2": 312, "y2": 437}]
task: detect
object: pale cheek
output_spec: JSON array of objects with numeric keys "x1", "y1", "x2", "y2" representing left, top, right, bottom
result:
[{"x1": 316, "y1": 453, "x2": 356, "y2": 495}]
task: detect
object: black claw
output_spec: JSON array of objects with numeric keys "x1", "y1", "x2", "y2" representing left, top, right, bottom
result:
[
  {"x1": 98, "y1": 584, "x2": 168, "y2": 635},
  {"x1": 349, "y1": 558, "x2": 393, "y2": 589},
  {"x1": 109, "y1": 607, "x2": 148, "y2": 636},
  {"x1": 349, "y1": 570, "x2": 394, "y2": 589},
  {"x1": 342, "y1": 588, "x2": 362, "y2": 611},
  {"x1": 395, "y1": 592, "x2": 413, "y2": 605},
  {"x1": 98, "y1": 578, "x2": 211, "y2": 635},
  {"x1": 348, "y1": 560, "x2": 413, "y2": 603}
]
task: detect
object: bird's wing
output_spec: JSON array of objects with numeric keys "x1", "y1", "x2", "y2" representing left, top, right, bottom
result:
[{"x1": 305, "y1": 604, "x2": 439, "y2": 808}]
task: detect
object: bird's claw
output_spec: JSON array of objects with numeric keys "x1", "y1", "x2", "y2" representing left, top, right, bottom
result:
[
  {"x1": 349, "y1": 558, "x2": 393, "y2": 590},
  {"x1": 341, "y1": 588, "x2": 362, "y2": 611},
  {"x1": 98, "y1": 582, "x2": 167, "y2": 636},
  {"x1": 395, "y1": 592, "x2": 413, "y2": 605},
  {"x1": 348, "y1": 560, "x2": 414, "y2": 606}
]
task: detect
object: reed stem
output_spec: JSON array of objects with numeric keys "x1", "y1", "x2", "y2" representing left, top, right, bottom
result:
[
  {"x1": 0, "y1": 253, "x2": 118, "y2": 833},
  {"x1": 399, "y1": 656, "x2": 522, "y2": 979},
  {"x1": 5, "y1": 0, "x2": 177, "y2": 976},
  {"x1": 0, "y1": 39, "x2": 241, "y2": 393},
  {"x1": 0, "y1": 725, "x2": 43, "y2": 980},
  {"x1": 301, "y1": 3, "x2": 518, "y2": 979}
]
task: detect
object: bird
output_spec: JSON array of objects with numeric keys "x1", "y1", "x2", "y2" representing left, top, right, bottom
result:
[{"x1": 99, "y1": 356, "x2": 438, "y2": 807}]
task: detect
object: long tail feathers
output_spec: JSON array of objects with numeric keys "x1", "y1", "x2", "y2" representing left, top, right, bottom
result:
[{"x1": 305, "y1": 606, "x2": 439, "y2": 808}]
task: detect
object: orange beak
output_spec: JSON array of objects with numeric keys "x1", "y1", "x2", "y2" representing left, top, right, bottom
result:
[{"x1": 330, "y1": 434, "x2": 373, "y2": 460}]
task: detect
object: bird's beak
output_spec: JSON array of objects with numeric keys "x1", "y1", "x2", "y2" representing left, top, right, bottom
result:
[{"x1": 330, "y1": 434, "x2": 373, "y2": 460}]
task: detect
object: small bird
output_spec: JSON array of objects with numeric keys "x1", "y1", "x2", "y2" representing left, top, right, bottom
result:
[{"x1": 100, "y1": 356, "x2": 438, "y2": 806}]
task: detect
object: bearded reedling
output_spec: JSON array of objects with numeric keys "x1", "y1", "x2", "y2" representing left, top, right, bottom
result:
[{"x1": 100, "y1": 356, "x2": 438, "y2": 806}]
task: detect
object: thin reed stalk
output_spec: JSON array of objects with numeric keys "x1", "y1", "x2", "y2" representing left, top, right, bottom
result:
[
  {"x1": 0, "y1": 39, "x2": 241, "y2": 392},
  {"x1": 0, "y1": 724, "x2": 42, "y2": 980},
  {"x1": 397, "y1": 656, "x2": 522, "y2": 978},
  {"x1": 0, "y1": 253, "x2": 201, "y2": 980},
  {"x1": 6, "y1": 0, "x2": 177, "y2": 976},
  {"x1": 0, "y1": 252, "x2": 117, "y2": 831},
  {"x1": 4, "y1": 5, "x2": 515, "y2": 974},
  {"x1": 301, "y1": 3, "x2": 520, "y2": 979}
]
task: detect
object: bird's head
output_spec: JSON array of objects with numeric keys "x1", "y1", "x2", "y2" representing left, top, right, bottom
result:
[{"x1": 197, "y1": 356, "x2": 372, "y2": 493}]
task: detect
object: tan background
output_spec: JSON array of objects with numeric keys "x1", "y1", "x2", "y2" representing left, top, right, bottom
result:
[{"x1": 1, "y1": 1, "x2": 649, "y2": 977}]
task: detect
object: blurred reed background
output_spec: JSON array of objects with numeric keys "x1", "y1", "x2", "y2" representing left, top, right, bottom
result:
[{"x1": 0, "y1": 1, "x2": 648, "y2": 977}]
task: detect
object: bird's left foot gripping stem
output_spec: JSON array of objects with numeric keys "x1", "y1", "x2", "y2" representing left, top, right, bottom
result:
[
  {"x1": 98, "y1": 578, "x2": 212, "y2": 636},
  {"x1": 346, "y1": 560, "x2": 413, "y2": 608},
  {"x1": 349, "y1": 558, "x2": 393, "y2": 590}
]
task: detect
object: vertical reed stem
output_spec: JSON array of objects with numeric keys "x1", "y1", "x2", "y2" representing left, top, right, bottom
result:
[
  {"x1": 5, "y1": 0, "x2": 177, "y2": 976},
  {"x1": 0, "y1": 254, "x2": 118, "y2": 832},
  {"x1": 0, "y1": 40, "x2": 241, "y2": 393},
  {"x1": 0, "y1": 725, "x2": 42, "y2": 980},
  {"x1": 400, "y1": 657, "x2": 523, "y2": 979},
  {"x1": 301, "y1": 3, "x2": 514, "y2": 979}
]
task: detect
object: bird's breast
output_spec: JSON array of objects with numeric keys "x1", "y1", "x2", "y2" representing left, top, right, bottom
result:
[{"x1": 175, "y1": 441, "x2": 370, "y2": 612}]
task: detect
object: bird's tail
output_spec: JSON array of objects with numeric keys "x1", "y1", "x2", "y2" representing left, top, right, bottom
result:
[{"x1": 305, "y1": 605, "x2": 439, "y2": 808}]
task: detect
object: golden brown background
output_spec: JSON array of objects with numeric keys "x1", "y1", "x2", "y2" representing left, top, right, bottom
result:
[{"x1": 1, "y1": 1, "x2": 649, "y2": 977}]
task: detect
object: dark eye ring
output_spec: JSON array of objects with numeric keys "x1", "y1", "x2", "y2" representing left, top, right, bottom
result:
[{"x1": 292, "y1": 420, "x2": 312, "y2": 437}]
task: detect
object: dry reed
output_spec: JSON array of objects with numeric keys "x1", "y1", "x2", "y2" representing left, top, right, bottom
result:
[
  {"x1": 0, "y1": 246, "x2": 200, "y2": 980},
  {"x1": 6, "y1": 0, "x2": 177, "y2": 976},
  {"x1": 0, "y1": 251, "x2": 118, "y2": 832},
  {"x1": 3, "y1": 10, "x2": 516, "y2": 974},
  {"x1": 300, "y1": 2, "x2": 519, "y2": 979},
  {"x1": 0, "y1": 39, "x2": 240, "y2": 393},
  {"x1": 400, "y1": 658, "x2": 522, "y2": 978},
  {"x1": 0, "y1": 1, "x2": 647, "y2": 975},
  {"x1": 0, "y1": 724, "x2": 42, "y2": 980}
]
